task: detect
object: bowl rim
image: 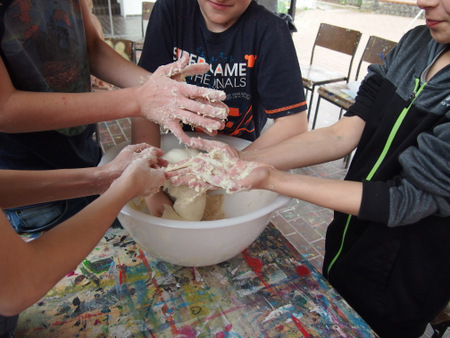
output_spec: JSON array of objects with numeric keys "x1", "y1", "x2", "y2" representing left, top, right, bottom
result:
[{"x1": 120, "y1": 192, "x2": 291, "y2": 229}]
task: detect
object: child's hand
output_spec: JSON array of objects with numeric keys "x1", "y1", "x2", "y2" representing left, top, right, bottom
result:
[
  {"x1": 165, "y1": 149, "x2": 270, "y2": 193},
  {"x1": 103, "y1": 143, "x2": 166, "y2": 175},
  {"x1": 99, "y1": 143, "x2": 166, "y2": 193},
  {"x1": 118, "y1": 157, "x2": 166, "y2": 198},
  {"x1": 183, "y1": 138, "x2": 241, "y2": 155},
  {"x1": 112, "y1": 143, "x2": 168, "y2": 198},
  {"x1": 137, "y1": 55, "x2": 229, "y2": 149}
]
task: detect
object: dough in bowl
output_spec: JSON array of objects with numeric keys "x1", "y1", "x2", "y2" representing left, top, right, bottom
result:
[{"x1": 161, "y1": 148, "x2": 224, "y2": 221}]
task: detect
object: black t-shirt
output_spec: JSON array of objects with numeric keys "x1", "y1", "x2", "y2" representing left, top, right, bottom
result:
[{"x1": 0, "y1": 0, "x2": 100, "y2": 170}]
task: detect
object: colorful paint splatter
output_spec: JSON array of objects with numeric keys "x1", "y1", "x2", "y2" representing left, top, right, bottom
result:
[{"x1": 16, "y1": 224, "x2": 376, "y2": 337}]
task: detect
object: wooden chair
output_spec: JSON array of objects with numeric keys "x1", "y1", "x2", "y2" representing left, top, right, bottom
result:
[
  {"x1": 301, "y1": 23, "x2": 362, "y2": 120},
  {"x1": 105, "y1": 38, "x2": 136, "y2": 64},
  {"x1": 311, "y1": 36, "x2": 397, "y2": 129},
  {"x1": 311, "y1": 35, "x2": 397, "y2": 167},
  {"x1": 142, "y1": 1, "x2": 155, "y2": 37}
]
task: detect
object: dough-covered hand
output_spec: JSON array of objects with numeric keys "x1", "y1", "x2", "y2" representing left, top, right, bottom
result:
[
  {"x1": 112, "y1": 144, "x2": 167, "y2": 198},
  {"x1": 165, "y1": 149, "x2": 270, "y2": 193},
  {"x1": 103, "y1": 143, "x2": 166, "y2": 174},
  {"x1": 183, "y1": 137, "x2": 241, "y2": 156},
  {"x1": 99, "y1": 143, "x2": 167, "y2": 192},
  {"x1": 137, "y1": 55, "x2": 229, "y2": 150}
]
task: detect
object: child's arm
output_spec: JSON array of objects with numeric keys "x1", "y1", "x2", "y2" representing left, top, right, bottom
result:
[{"x1": 0, "y1": 146, "x2": 166, "y2": 316}]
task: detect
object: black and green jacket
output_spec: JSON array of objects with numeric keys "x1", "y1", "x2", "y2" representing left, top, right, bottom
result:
[{"x1": 323, "y1": 25, "x2": 450, "y2": 338}]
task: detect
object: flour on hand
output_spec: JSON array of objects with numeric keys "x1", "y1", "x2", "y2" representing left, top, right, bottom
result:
[{"x1": 165, "y1": 149, "x2": 259, "y2": 193}]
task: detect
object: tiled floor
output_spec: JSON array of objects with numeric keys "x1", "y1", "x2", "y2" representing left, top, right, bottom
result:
[
  {"x1": 96, "y1": 6, "x2": 447, "y2": 337},
  {"x1": 97, "y1": 118, "x2": 132, "y2": 153}
]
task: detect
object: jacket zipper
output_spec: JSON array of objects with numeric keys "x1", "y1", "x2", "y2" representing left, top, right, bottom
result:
[{"x1": 326, "y1": 78, "x2": 427, "y2": 278}]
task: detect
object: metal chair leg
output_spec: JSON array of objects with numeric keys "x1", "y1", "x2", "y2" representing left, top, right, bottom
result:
[
  {"x1": 312, "y1": 95, "x2": 322, "y2": 130},
  {"x1": 431, "y1": 305, "x2": 450, "y2": 338},
  {"x1": 306, "y1": 86, "x2": 316, "y2": 120},
  {"x1": 431, "y1": 320, "x2": 450, "y2": 338},
  {"x1": 344, "y1": 153, "x2": 351, "y2": 169}
]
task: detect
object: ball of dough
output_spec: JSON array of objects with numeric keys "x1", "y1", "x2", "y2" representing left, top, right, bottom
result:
[
  {"x1": 162, "y1": 148, "x2": 205, "y2": 221},
  {"x1": 163, "y1": 182, "x2": 206, "y2": 221},
  {"x1": 162, "y1": 148, "x2": 200, "y2": 163},
  {"x1": 161, "y1": 148, "x2": 225, "y2": 222}
]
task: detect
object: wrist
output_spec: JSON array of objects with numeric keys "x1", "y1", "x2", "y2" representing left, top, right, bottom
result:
[
  {"x1": 261, "y1": 167, "x2": 282, "y2": 191},
  {"x1": 127, "y1": 87, "x2": 142, "y2": 117},
  {"x1": 93, "y1": 165, "x2": 121, "y2": 194},
  {"x1": 241, "y1": 148, "x2": 264, "y2": 163},
  {"x1": 107, "y1": 177, "x2": 138, "y2": 204}
]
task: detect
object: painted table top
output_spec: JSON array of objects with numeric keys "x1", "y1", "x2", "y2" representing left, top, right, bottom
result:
[{"x1": 16, "y1": 223, "x2": 376, "y2": 337}]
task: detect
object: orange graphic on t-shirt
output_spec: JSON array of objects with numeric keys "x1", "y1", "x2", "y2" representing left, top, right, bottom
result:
[
  {"x1": 196, "y1": 106, "x2": 254, "y2": 136},
  {"x1": 245, "y1": 55, "x2": 257, "y2": 68},
  {"x1": 228, "y1": 107, "x2": 240, "y2": 117},
  {"x1": 225, "y1": 107, "x2": 240, "y2": 128}
]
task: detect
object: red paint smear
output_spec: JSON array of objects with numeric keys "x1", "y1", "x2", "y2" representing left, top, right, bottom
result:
[
  {"x1": 80, "y1": 312, "x2": 103, "y2": 320},
  {"x1": 291, "y1": 315, "x2": 310, "y2": 337},
  {"x1": 296, "y1": 265, "x2": 310, "y2": 277},
  {"x1": 94, "y1": 319, "x2": 101, "y2": 325},
  {"x1": 66, "y1": 270, "x2": 76, "y2": 277},
  {"x1": 224, "y1": 323, "x2": 232, "y2": 332},
  {"x1": 162, "y1": 303, "x2": 169, "y2": 315},
  {"x1": 242, "y1": 249, "x2": 270, "y2": 289},
  {"x1": 50, "y1": 312, "x2": 104, "y2": 327},
  {"x1": 118, "y1": 264, "x2": 127, "y2": 284},
  {"x1": 246, "y1": 255, "x2": 262, "y2": 273},
  {"x1": 192, "y1": 267, "x2": 196, "y2": 282},
  {"x1": 178, "y1": 325, "x2": 196, "y2": 336},
  {"x1": 275, "y1": 324, "x2": 285, "y2": 331},
  {"x1": 137, "y1": 249, "x2": 152, "y2": 272},
  {"x1": 204, "y1": 303, "x2": 248, "y2": 321}
]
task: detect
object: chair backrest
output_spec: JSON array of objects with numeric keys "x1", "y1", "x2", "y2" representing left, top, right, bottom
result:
[
  {"x1": 310, "y1": 23, "x2": 362, "y2": 81},
  {"x1": 142, "y1": 1, "x2": 154, "y2": 20},
  {"x1": 142, "y1": 1, "x2": 155, "y2": 36},
  {"x1": 105, "y1": 38, "x2": 136, "y2": 64},
  {"x1": 354, "y1": 35, "x2": 397, "y2": 80}
]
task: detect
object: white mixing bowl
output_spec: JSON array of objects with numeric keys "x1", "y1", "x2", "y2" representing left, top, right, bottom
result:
[{"x1": 100, "y1": 132, "x2": 291, "y2": 267}]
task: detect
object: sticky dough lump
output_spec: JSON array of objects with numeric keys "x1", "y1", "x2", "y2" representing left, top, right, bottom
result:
[{"x1": 161, "y1": 148, "x2": 224, "y2": 221}]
